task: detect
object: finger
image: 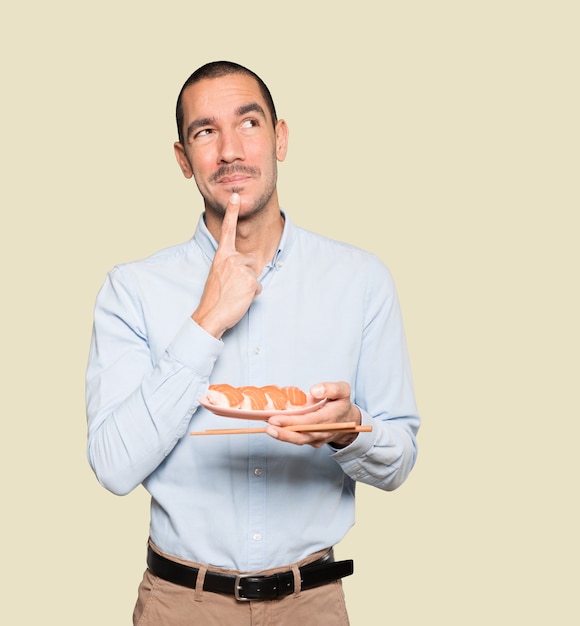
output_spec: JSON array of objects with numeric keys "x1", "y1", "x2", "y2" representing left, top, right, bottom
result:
[
  {"x1": 309, "y1": 381, "x2": 350, "y2": 401},
  {"x1": 217, "y1": 193, "x2": 240, "y2": 252},
  {"x1": 265, "y1": 424, "x2": 330, "y2": 448},
  {"x1": 268, "y1": 406, "x2": 332, "y2": 429}
]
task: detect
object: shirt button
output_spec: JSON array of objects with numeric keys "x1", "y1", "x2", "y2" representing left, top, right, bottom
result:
[
  {"x1": 252, "y1": 533, "x2": 262, "y2": 541},
  {"x1": 254, "y1": 347, "x2": 261, "y2": 355},
  {"x1": 253, "y1": 468, "x2": 263, "y2": 476}
]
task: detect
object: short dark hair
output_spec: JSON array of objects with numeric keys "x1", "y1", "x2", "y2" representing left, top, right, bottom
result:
[{"x1": 176, "y1": 61, "x2": 278, "y2": 145}]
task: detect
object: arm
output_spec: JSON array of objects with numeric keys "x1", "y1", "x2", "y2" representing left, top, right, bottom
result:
[
  {"x1": 86, "y1": 194, "x2": 260, "y2": 495},
  {"x1": 265, "y1": 257, "x2": 420, "y2": 491},
  {"x1": 342, "y1": 259, "x2": 420, "y2": 490},
  {"x1": 86, "y1": 267, "x2": 223, "y2": 496}
]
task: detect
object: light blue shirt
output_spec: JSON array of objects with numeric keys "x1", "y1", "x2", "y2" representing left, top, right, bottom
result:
[{"x1": 86, "y1": 212, "x2": 420, "y2": 571}]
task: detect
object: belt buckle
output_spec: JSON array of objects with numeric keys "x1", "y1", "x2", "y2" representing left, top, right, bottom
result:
[{"x1": 234, "y1": 574, "x2": 254, "y2": 601}]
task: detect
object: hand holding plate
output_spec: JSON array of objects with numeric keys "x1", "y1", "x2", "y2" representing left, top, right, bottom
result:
[{"x1": 266, "y1": 382, "x2": 362, "y2": 448}]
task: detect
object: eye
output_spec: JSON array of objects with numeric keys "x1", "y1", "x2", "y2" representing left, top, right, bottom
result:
[
  {"x1": 241, "y1": 118, "x2": 259, "y2": 129},
  {"x1": 194, "y1": 128, "x2": 213, "y2": 138}
]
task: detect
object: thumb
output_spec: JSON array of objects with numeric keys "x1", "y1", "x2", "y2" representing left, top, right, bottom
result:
[{"x1": 310, "y1": 384, "x2": 326, "y2": 399}]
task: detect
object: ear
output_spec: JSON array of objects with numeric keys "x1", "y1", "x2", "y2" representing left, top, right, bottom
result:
[
  {"x1": 174, "y1": 142, "x2": 194, "y2": 179},
  {"x1": 275, "y1": 120, "x2": 289, "y2": 162}
]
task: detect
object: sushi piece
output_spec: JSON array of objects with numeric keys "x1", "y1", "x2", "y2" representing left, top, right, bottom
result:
[
  {"x1": 261, "y1": 385, "x2": 290, "y2": 410},
  {"x1": 239, "y1": 386, "x2": 269, "y2": 410},
  {"x1": 281, "y1": 386, "x2": 308, "y2": 406},
  {"x1": 207, "y1": 384, "x2": 244, "y2": 408}
]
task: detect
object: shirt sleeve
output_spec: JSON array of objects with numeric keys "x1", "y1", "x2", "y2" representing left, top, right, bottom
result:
[
  {"x1": 330, "y1": 257, "x2": 421, "y2": 491},
  {"x1": 85, "y1": 266, "x2": 223, "y2": 495}
]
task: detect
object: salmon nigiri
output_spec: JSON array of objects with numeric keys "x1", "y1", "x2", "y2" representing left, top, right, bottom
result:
[
  {"x1": 207, "y1": 384, "x2": 244, "y2": 408},
  {"x1": 261, "y1": 385, "x2": 290, "y2": 410},
  {"x1": 282, "y1": 386, "x2": 308, "y2": 406},
  {"x1": 239, "y1": 386, "x2": 269, "y2": 410}
]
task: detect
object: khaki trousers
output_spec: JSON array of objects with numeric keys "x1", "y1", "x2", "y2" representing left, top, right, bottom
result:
[{"x1": 133, "y1": 544, "x2": 351, "y2": 626}]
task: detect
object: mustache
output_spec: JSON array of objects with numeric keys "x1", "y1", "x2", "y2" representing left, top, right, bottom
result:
[{"x1": 209, "y1": 164, "x2": 260, "y2": 183}]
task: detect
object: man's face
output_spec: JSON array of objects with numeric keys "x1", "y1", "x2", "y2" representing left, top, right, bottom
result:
[{"x1": 175, "y1": 74, "x2": 288, "y2": 219}]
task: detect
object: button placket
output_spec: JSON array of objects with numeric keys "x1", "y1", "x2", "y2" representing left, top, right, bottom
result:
[{"x1": 246, "y1": 299, "x2": 268, "y2": 570}]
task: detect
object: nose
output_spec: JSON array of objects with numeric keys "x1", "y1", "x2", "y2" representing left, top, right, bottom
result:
[{"x1": 218, "y1": 130, "x2": 245, "y2": 163}]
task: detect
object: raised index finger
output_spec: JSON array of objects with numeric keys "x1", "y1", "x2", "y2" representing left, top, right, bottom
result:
[{"x1": 217, "y1": 192, "x2": 240, "y2": 252}]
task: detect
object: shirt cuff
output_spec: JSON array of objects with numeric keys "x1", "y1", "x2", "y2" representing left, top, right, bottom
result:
[
  {"x1": 166, "y1": 317, "x2": 224, "y2": 377},
  {"x1": 329, "y1": 408, "x2": 375, "y2": 458}
]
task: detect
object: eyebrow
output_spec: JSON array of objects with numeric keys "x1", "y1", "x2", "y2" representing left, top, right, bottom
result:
[
  {"x1": 186, "y1": 102, "x2": 267, "y2": 142},
  {"x1": 186, "y1": 116, "x2": 215, "y2": 141},
  {"x1": 236, "y1": 102, "x2": 266, "y2": 119}
]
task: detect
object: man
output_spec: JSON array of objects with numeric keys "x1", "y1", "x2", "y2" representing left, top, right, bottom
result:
[{"x1": 86, "y1": 61, "x2": 420, "y2": 625}]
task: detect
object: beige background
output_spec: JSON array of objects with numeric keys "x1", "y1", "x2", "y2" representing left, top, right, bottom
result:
[{"x1": 1, "y1": 1, "x2": 578, "y2": 624}]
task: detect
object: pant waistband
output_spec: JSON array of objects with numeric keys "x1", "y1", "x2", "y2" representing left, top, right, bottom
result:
[{"x1": 147, "y1": 545, "x2": 354, "y2": 601}]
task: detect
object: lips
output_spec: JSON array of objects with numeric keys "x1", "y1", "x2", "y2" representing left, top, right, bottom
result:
[
  {"x1": 218, "y1": 175, "x2": 252, "y2": 184},
  {"x1": 209, "y1": 165, "x2": 260, "y2": 185}
]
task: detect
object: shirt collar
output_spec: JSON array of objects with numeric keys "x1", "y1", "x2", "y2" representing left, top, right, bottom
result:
[{"x1": 193, "y1": 209, "x2": 295, "y2": 270}]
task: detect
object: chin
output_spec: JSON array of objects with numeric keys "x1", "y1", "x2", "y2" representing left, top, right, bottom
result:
[{"x1": 204, "y1": 185, "x2": 275, "y2": 218}]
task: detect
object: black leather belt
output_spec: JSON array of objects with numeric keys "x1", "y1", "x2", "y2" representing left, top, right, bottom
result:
[{"x1": 147, "y1": 545, "x2": 353, "y2": 601}]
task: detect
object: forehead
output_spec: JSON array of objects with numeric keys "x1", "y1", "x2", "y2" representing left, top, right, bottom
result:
[{"x1": 181, "y1": 74, "x2": 270, "y2": 124}]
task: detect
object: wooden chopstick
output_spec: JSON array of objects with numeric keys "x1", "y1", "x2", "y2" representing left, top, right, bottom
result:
[{"x1": 190, "y1": 422, "x2": 372, "y2": 436}]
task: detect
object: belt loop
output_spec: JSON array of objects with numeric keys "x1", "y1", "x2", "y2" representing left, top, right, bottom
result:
[
  {"x1": 291, "y1": 564, "x2": 302, "y2": 598},
  {"x1": 194, "y1": 564, "x2": 208, "y2": 602}
]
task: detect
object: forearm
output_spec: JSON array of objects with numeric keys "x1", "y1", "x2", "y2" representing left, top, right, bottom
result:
[
  {"x1": 331, "y1": 408, "x2": 420, "y2": 491},
  {"x1": 329, "y1": 256, "x2": 420, "y2": 490},
  {"x1": 87, "y1": 350, "x2": 211, "y2": 495},
  {"x1": 86, "y1": 278, "x2": 223, "y2": 495}
]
